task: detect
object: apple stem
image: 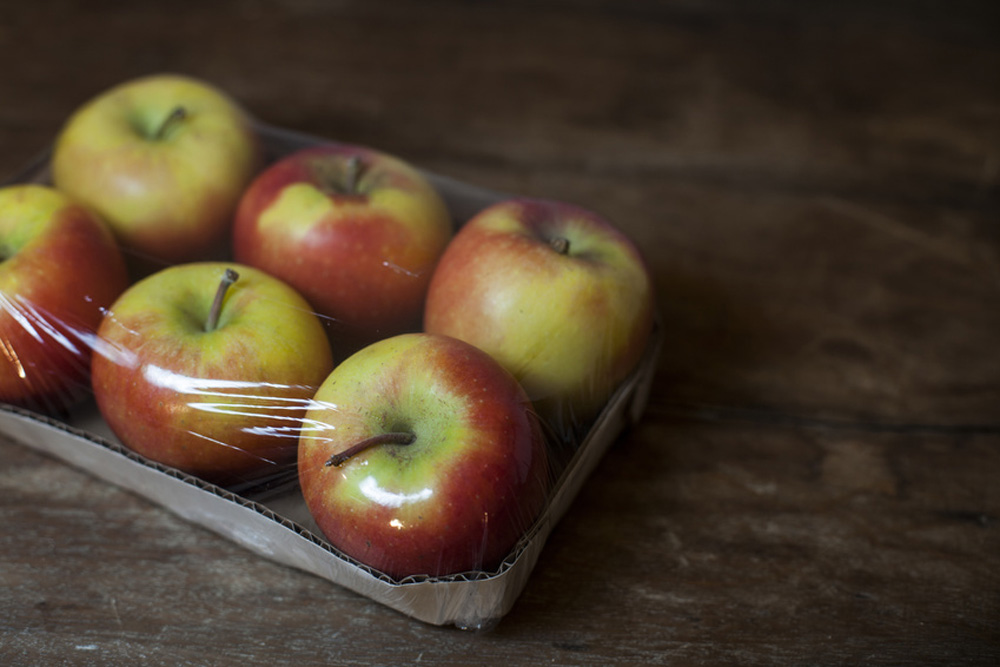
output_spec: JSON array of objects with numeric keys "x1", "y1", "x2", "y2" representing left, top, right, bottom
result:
[
  {"x1": 325, "y1": 431, "x2": 416, "y2": 467},
  {"x1": 550, "y1": 237, "x2": 571, "y2": 255},
  {"x1": 206, "y1": 268, "x2": 239, "y2": 332},
  {"x1": 344, "y1": 155, "x2": 364, "y2": 194},
  {"x1": 155, "y1": 106, "x2": 188, "y2": 140}
]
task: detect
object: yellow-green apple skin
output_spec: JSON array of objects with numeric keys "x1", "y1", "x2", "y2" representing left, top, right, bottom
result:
[
  {"x1": 51, "y1": 74, "x2": 261, "y2": 271},
  {"x1": 232, "y1": 143, "x2": 452, "y2": 350},
  {"x1": 91, "y1": 262, "x2": 334, "y2": 486},
  {"x1": 297, "y1": 333, "x2": 549, "y2": 580},
  {"x1": 424, "y1": 198, "x2": 654, "y2": 437},
  {"x1": 0, "y1": 184, "x2": 129, "y2": 414}
]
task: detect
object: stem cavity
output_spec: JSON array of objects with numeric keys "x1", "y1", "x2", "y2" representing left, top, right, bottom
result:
[
  {"x1": 325, "y1": 431, "x2": 416, "y2": 467},
  {"x1": 155, "y1": 106, "x2": 188, "y2": 140},
  {"x1": 206, "y1": 268, "x2": 239, "y2": 332},
  {"x1": 550, "y1": 236, "x2": 571, "y2": 255}
]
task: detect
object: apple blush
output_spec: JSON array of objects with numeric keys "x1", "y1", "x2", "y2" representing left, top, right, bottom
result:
[
  {"x1": 424, "y1": 197, "x2": 655, "y2": 443},
  {"x1": 297, "y1": 333, "x2": 550, "y2": 580},
  {"x1": 51, "y1": 73, "x2": 261, "y2": 273},
  {"x1": 91, "y1": 262, "x2": 334, "y2": 486},
  {"x1": 232, "y1": 143, "x2": 453, "y2": 351},
  {"x1": 0, "y1": 184, "x2": 129, "y2": 415}
]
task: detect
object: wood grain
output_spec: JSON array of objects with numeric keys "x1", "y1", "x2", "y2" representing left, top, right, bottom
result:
[{"x1": 1, "y1": 1, "x2": 998, "y2": 664}]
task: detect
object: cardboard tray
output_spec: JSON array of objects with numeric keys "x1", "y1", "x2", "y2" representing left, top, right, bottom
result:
[{"x1": 0, "y1": 124, "x2": 662, "y2": 629}]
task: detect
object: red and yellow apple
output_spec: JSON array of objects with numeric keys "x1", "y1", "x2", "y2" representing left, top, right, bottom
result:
[
  {"x1": 0, "y1": 184, "x2": 129, "y2": 414},
  {"x1": 232, "y1": 143, "x2": 452, "y2": 349},
  {"x1": 51, "y1": 73, "x2": 261, "y2": 272},
  {"x1": 91, "y1": 262, "x2": 334, "y2": 486},
  {"x1": 298, "y1": 333, "x2": 549, "y2": 579},
  {"x1": 424, "y1": 198, "x2": 654, "y2": 437}
]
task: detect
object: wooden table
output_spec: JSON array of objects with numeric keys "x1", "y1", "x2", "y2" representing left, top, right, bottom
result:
[{"x1": 1, "y1": 1, "x2": 998, "y2": 664}]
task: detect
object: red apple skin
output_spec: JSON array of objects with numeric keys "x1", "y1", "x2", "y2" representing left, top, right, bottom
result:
[
  {"x1": 424, "y1": 198, "x2": 654, "y2": 436},
  {"x1": 298, "y1": 333, "x2": 549, "y2": 580},
  {"x1": 232, "y1": 144, "x2": 452, "y2": 348},
  {"x1": 91, "y1": 262, "x2": 334, "y2": 486},
  {"x1": 0, "y1": 185, "x2": 129, "y2": 414}
]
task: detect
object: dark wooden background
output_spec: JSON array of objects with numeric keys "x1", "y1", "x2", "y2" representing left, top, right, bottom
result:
[{"x1": 1, "y1": 1, "x2": 998, "y2": 664}]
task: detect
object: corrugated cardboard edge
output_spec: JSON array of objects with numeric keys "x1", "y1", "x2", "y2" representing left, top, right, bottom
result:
[{"x1": 0, "y1": 123, "x2": 663, "y2": 628}]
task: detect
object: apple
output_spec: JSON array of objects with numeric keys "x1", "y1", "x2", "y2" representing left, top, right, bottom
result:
[
  {"x1": 232, "y1": 143, "x2": 452, "y2": 349},
  {"x1": 424, "y1": 198, "x2": 654, "y2": 439},
  {"x1": 51, "y1": 73, "x2": 261, "y2": 272},
  {"x1": 0, "y1": 184, "x2": 129, "y2": 414},
  {"x1": 91, "y1": 262, "x2": 334, "y2": 486},
  {"x1": 297, "y1": 333, "x2": 549, "y2": 579}
]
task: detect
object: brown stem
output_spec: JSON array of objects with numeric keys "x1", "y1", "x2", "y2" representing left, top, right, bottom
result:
[
  {"x1": 325, "y1": 431, "x2": 416, "y2": 467},
  {"x1": 155, "y1": 106, "x2": 188, "y2": 140},
  {"x1": 206, "y1": 268, "x2": 239, "y2": 332},
  {"x1": 344, "y1": 155, "x2": 364, "y2": 194},
  {"x1": 549, "y1": 236, "x2": 570, "y2": 255}
]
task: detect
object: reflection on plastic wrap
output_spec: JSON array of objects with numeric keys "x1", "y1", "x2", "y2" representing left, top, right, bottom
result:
[
  {"x1": 0, "y1": 119, "x2": 661, "y2": 630},
  {"x1": 89, "y1": 262, "x2": 334, "y2": 486},
  {"x1": 297, "y1": 333, "x2": 550, "y2": 581},
  {"x1": 0, "y1": 184, "x2": 128, "y2": 416}
]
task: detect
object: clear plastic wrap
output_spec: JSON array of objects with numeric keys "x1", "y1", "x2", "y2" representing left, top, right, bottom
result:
[
  {"x1": 0, "y1": 99, "x2": 661, "y2": 629},
  {"x1": 0, "y1": 184, "x2": 129, "y2": 415}
]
